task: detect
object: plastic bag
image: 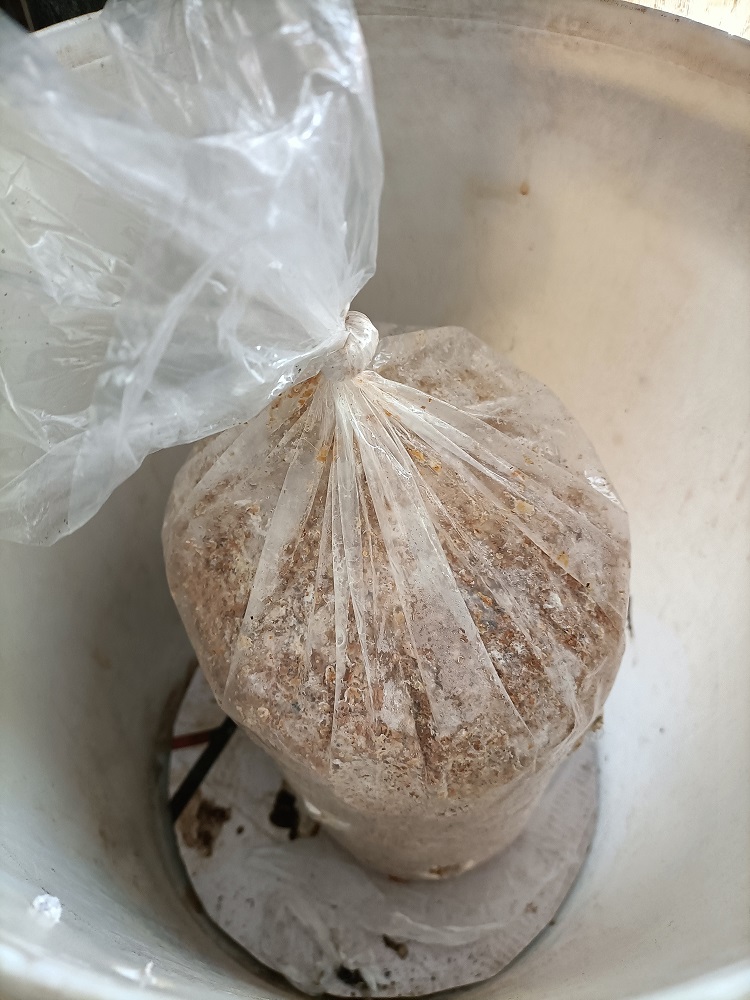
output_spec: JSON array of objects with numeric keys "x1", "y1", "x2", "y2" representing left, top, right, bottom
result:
[
  {"x1": 0, "y1": 0, "x2": 381, "y2": 542},
  {"x1": 1, "y1": 0, "x2": 630, "y2": 881},
  {"x1": 163, "y1": 323, "x2": 630, "y2": 879}
]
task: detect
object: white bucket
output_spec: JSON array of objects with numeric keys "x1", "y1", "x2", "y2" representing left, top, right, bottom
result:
[{"x1": 1, "y1": 3, "x2": 748, "y2": 999}]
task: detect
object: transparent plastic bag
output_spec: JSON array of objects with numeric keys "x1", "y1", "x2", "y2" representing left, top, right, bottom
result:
[
  {"x1": 163, "y1": 323, "x2": 630, "y2": 879},
  {"x1": 1, "y1": 0, "x2": 630, "y2": 882},
  {"x1": 0, "y1": 0, "x2": 381, "y2": 542}
]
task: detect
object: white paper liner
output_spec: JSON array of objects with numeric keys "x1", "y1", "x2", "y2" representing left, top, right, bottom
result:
[{"x1": 170, "y1": 670, "x2": 598, "y2": 997}]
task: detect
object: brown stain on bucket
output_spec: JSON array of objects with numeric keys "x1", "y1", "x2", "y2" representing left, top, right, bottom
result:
[{"x1": 91, "y1": 646, "x2": 112, "y2": 671}]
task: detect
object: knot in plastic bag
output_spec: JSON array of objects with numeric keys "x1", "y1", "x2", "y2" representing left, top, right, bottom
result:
[{"x1": 321, "y1": 312, "x2": 379, "y2": 383}]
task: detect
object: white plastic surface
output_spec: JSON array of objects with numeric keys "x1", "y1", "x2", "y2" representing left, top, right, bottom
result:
[
  {"x1": 1, "y1": 3, "x2": 749, "y2": 1000},
  {"x1": 169, "y1": 669, "x2": 600, "y2": 996}
]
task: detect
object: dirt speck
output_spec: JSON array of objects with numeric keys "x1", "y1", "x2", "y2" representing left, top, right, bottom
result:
[
  {"x1": 178, "y1": 795, "x2": 231, "y2": 857},
  {"x1": 91, "y1": 647, "x2": 112, "y2": 671},
  {"x1": 269, "y1": 786, "x2": 300, "y2": 839},
  {"x1": 428, "y1": 863, "x2": 462, "y2": 878},
  {"x1": 336, "y1": 966, "x2": 367, "y2": 988},
  {"x1": 524, "y1": 901, "x2": 538, "y2": 914},
  {"x1": 382, "y1": 935, "x2": 409, "y2": 959}
]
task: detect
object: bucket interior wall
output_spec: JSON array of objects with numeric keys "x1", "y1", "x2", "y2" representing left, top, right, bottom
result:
[{"x1": 1, "y1": 3, "x2": 749, "y2": 999}]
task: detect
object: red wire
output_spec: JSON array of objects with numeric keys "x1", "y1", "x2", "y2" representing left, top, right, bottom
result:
[{"x1": 171, "y1": 728, "x2": 218, "y2": 750}]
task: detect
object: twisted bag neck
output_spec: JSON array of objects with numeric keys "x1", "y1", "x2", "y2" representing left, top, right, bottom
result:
[{"x1": 322, "y1": 312, "x2": 379, "y2": 383}]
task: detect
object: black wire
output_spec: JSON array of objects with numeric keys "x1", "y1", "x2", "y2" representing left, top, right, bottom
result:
[{"x1": 169, "y1": 716, "x2": 237, "y2": 822}]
